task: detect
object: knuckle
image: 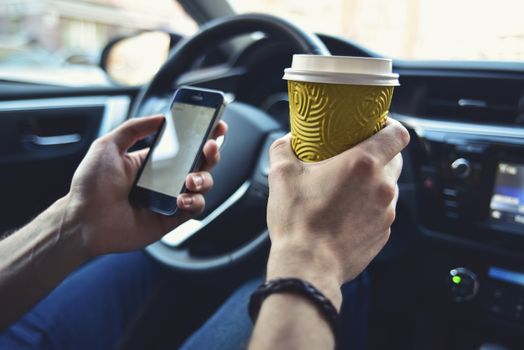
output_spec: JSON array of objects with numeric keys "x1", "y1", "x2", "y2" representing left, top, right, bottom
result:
[
  {"x1": 93, "y1": 136, "x2": 109, "y2": 148},
  {"x1": 269, "y1": 137, "x2": 288, "y2": 154},
  {"x1": 92, "y1": 137, "x2": 103, "y2": 147},
  {"x1": 125, "y1": 124, "x2": 140, "y2": 139},
  {"x1": 184, "y1": 194, "x2": 205, "y2": 213},
  {"x1": 196, "y1": 196, "x2": 206, "y2": 214},
  {"x1": 205, "y1": 173, "x2": 214, "y2": 188},
  {"x1": 385, "y1": 206, "x2": 396, "y2": 226},
  {"x1": 120, "y1": 119, "x2": 141, "y2": 137},
  {"x1": 269, "y1": 160, "x2": 295, "y2": 180},
  {"x1": 354, "y1": 153, "x2": 377, "y2": 175},
  {"x1": 396, "y1": 124, "x2": 411, "y2": 147},
  {"x1": 378, "y1": 182, "x2": 396, "y2": 204}
]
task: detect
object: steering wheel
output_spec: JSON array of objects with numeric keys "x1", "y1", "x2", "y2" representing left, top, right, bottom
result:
[{"x1": 130, "y1": 14, "x2": 330, "y2": 271}]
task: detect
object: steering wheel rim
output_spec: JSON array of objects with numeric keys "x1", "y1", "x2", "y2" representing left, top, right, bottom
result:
[{"x1": 132, "y1": 13, "x2": 329, "y2": 271}]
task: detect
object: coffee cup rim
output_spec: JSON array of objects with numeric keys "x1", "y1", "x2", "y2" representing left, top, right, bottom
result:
[
  {"x1": 283, "y1": 54, "x2": 399, "y2": 86},
  {"x1": 283, "y1": 69, "x2": 400, "y2": 86}
]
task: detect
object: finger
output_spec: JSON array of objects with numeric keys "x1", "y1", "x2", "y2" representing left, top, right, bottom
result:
[
  {"x1": 200, "y1": 140, "x2": 220, "y2": 172},
  {"x1": 109, "y1": 115, "x2": 164, "y2": 154},
  {"x1": 393, "y1": 183, "x2": 400, "y2": 207},
  {"x1": 185, "y1": 172, "x2": 214, "y2": 193},
  {"x1": 176, "y1": 193, "x2": 205, "y2": 214},
  {"x1": 212, "y1": 120, "x2": 228, "y2": 140},
  {"x1": 384, "y1": 153, "x2": 403, "y2": 182},
  {"x1": 354, "y1": 118, "x2": 410, "y2": 165},
  {"x1": 268, "y1": 133, "x2": 300, "y2": 168}
]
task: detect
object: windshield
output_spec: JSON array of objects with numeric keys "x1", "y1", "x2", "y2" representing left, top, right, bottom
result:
[
  {"x1": 0, "y1": 0, "x2": 197, "y2": 86},
  {"x1": 230, "y1": 0, "x2": 524, "y2": 62}
]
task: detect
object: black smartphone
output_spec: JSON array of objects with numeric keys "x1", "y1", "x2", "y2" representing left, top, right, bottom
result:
[{"x1": 129, "y1": 86, "x2": 225, "y2": 215}]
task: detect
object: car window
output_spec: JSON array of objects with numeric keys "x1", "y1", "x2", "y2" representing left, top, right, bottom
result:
[
  {"x1": 230, "y1": 0, "x2": 524, "y2": 62},
  {"x1": 0, "y1": 0, "x2": 197, "y2": 86}
]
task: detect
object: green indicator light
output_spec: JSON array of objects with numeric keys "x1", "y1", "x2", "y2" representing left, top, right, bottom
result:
[{"x1": 452, "y1": 276, "x2": 462, "y2": 284}]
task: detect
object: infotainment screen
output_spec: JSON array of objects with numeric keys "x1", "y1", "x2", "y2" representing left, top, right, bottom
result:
[{"x1": 489, "y1": 162, "x2": 524, "y2": 225}]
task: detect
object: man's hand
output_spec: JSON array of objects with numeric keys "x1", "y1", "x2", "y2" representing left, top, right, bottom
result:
[
  {"x1": 68, "y1": 115, "x2": 227, "y2": 256},
  {"x1": 249, "y1": 119, "x2": 409, "y2": 350},
  {"x1": 266, "y1": 119, "x2": 410, "y2": 308}
]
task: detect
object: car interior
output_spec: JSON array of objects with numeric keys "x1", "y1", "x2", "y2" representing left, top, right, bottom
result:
[{"x1": 1, "y1": 0, "x2": 523, "y2": 349}]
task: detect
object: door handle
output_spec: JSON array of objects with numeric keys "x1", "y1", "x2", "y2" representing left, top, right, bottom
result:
[{"x1": 25, "y1": 133, "x2": 82, "y2": 146}]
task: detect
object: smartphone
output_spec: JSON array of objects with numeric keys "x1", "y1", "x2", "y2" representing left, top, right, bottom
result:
[{"x1": 129, "y1": 86, "x2": 225, "y2": 215}]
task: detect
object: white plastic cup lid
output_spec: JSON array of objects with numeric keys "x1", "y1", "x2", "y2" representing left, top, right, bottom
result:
[{"x1": 283, "y1": 54, "x2": 399, "y2": 86}]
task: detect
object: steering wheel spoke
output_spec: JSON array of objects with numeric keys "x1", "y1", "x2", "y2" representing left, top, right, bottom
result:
[{"x1": 161, "y1": 181, "x2": 252, "y2": 248}]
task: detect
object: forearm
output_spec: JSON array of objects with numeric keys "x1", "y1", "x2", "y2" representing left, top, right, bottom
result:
[
  {"x1": 249, "y1": 293, "x2": 336, "y2": 350},
  {"x1": 0, "y1": 194, "x2": 89, "y2": 330},
  {"x1": 249, "y1": 246, "x2": 342, "y2": 350}
]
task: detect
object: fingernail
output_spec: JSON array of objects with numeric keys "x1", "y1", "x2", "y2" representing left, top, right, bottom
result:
[
  {"x1": 192, "y1": 174, "x2": 203, "y2": 189},
  {"x1": 181, "y1": 196, "x2": 193, "y2": 207}
]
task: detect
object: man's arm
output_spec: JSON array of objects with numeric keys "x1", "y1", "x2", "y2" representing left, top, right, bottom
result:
[
  {"x1": 0, "y1": 116, "x2": 227, "y2": 330},
  {"x1": 249, "y1": 249, "x2": 341, "y2": 349},
  {"x1": 250, "y1": 119, "x2": 410, "y2": 350},
  {"x1": 0, "y1": 195, "x2": 88, "y2": 330}
]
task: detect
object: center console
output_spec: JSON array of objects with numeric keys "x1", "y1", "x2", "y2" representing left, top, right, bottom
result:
[
  {"x1": 405, "y1": 120, "x2": 522, "y2": 237},
  {"x1": 396, "y1": 113, "x2": 524, "y2": 348}
]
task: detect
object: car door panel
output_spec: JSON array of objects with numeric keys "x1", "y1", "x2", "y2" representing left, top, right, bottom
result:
[{"x1": 0, "y1": 93, "x2": 132, "y2": 233}]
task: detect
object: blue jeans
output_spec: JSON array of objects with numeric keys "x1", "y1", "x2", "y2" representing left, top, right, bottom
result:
[{"x1": 0, "y1": 251, "x2": 368, "y2": 349}]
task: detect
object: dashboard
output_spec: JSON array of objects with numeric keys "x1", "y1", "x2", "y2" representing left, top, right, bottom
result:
[{"x1": 183, "y1": 33, "x2": 524, "y2": 348}]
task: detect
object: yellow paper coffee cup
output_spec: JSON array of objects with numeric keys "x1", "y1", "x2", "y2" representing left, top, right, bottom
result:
[{"x1": 283, "y1": 55, "x2": 399, "y2": 162}]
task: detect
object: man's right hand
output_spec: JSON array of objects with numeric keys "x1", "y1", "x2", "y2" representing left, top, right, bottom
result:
[{"x1": 265, "y1": 119, "x2": 410, "y2": 308}]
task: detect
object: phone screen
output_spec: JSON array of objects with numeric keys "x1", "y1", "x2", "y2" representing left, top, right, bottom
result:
[{"x1": 136, "y1": 102, "x2": 217, "y2": 197}]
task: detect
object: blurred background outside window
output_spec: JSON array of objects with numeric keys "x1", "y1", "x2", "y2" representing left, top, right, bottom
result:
[
  {"x1": 232, "y1": 0, "x2": 524, "y2": 61},
  {"x1": 0, "y1": 0, "x2": 196, "y2": 85},
  {"x1": 1, "y1": 0, "x2": 523, "y2": 87}
]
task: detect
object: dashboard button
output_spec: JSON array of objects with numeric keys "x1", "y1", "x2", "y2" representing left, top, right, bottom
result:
[
  {"x1": 449, "y1": 267, "x2": 479, "y2": 302},
  {"x1": 451, "y1": 158, "x2": 472, "y2": 179}
]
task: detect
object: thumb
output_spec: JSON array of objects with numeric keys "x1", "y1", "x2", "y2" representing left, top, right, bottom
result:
[
  {"x1": 109, "y1": 115, "x2": 165, "y2": 154},
  {"x1": 127, "y1": 148, "x2": 150, "y2": 172}
]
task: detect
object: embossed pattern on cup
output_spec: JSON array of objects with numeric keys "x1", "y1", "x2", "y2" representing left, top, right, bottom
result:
[{"x1": 288, "y1": 80, "x2": 394, "y2": 162}]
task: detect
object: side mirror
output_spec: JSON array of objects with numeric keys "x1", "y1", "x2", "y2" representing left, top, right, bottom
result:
[{"x1": 100, "y1": 31, "x2": 182, "y2": 86}]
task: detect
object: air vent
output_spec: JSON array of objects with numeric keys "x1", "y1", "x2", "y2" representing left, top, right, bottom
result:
[{"x1": 419, "y1": 78, "x2": 523, "y2": 126}]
